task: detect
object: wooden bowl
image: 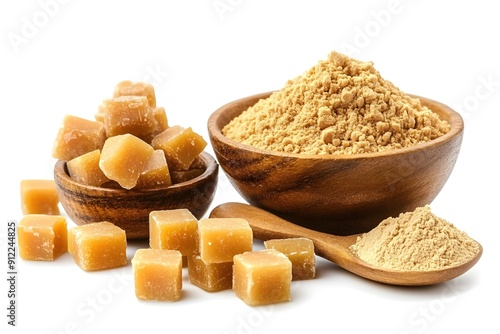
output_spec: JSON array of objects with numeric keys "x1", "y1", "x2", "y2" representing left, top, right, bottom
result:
[
  {"x1": 208, "y1": 92, "x2": 464, "y2": 235},
  {"x1": 54, "y1": 152, "x2": 218, "y2": 239}
]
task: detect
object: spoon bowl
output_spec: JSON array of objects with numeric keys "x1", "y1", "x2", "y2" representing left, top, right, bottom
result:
[{"x1": 210, "y1": 202, "x2": 482, "y2": 286}]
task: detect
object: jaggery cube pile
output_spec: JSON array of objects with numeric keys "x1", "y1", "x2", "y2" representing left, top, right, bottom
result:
[
  {"x1": 223, "y1": 51, "x2": 450, "y2": 155},
  {"x1": 52, "y1": 80, "x2": 207, "y2": 189},
  {"x1": 135, "y1": 208, "x2": 317, "y2": 305}
]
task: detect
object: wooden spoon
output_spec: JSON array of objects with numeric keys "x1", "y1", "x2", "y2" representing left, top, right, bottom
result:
[{"x1": 210, "y1": 202, "x2": 483, "y2": 286}]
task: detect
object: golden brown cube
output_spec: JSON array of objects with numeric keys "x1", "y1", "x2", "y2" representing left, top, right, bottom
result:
[
  {"x1": 132, "y1": 249, "x2": 182, "y2": 302},
  {"x1": 67, "y1": 150, "x2": 110, "y2": 187},
  {"x1": 149, "y1": 209, "x2": 198, "y2": 256},
  {"x1": 152, "y1": 126, "x2": 207, "y2": 171},
  {"x1": 264, "y1": 238, "x2": 316, "y2": 280},
  {"x1": 68, "y1": 222, "x2": 127, "y2": 271},
  {"x1": 18, "y1": 215, "x2": 67, "y2": 261},
  {"x1": 113, "y1": 80, "x2": 156, "y2": 108},
  {"x1": 135, "y1": 150, "x2": 172, "y2": 189},
  {"x1": 198, "y1": 218, "x2": 252, "y2": 264},
  {"x1": 52, "y1": 115, "x2": 106, "y2": 161},
  {"x1": 187, "y1": 253, "x2": 233, "y2": 292},
  {"x1": 101, "y1": 96, "x2": 156, "y2": 140},
  {"x1": 99, "y1": 134, "x2": 154, "y2": 189},
  {"x1": 233, "y1": 249, "x2": 292, "y2": 306},
  {"x1": 20, "y1": 179, "x2": 60, "y2": 215}
]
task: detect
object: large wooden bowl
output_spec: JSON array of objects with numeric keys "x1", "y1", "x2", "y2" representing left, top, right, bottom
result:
[
  {"x1": 208, "y1": 92, "x2": 464, "y2": 235},
  {"x1": 54, "y1": 152, "x2": 218, "y2": 239}
]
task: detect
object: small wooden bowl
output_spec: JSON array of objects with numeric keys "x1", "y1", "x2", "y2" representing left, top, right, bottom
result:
[
  {"x1": 54, "y1": 152, "x2": 218, "y2": 239},
  {"x1": 208, "y1": 92, "x2": 464, "y2": 235}
]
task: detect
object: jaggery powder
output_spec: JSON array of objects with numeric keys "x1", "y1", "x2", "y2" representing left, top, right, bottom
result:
[
  {"x1": 222, "y1": 51, "x2": 450, "y2": 155},
  {"x1": 350, "y1": 205, "x2": 480, "y2": 271}
]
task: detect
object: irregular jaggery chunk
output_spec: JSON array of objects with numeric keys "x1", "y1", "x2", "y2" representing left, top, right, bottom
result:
[
  {"x1": 101, "y1": 96, "x2": 156, "y2": 140},
  {"x1": 99, "y1": 134, "x2": 154, "y2": 189},
  {"x1": 18, "y1": 214, "x2": 67, "y2": 261},
  {"x1": 132, "y1": 249, "x2": 182, "y2": 302},
  {"x1": 187, "y1": 253, "x2": 232, "y2": 292},
  {"x1": 113, "y1": 80, "x2": 156, "y2": 108},
  {"x1": 95, "y1": 104, "x2": 105, "y2": 123},
  {"x1": 67, "y1": 150, "x2": 110, "y2": 187},
  {"x1": 170, "y1": 169, "x2": 204, "y2": 184},
  {"x1": 135, "y1": 150, "x2": 172, "y2": 189},
  {"x1": 152, "y1": 126, "x2": 207, "y2": 171},
  {"x1": 52, "y1": 115, "x2": 106, "y2": 161},
  {"x1": 170, "y1": 156, "x2": 204, "y2": 184},
  {"x1": 152, "y1": 106, "x2": 169, "y2": 136},
  {"x1": 20, "y1": 179, "x2": 60, "y2": 215},
  {"x1": 100, "y1": 180, "x2": 122, "y2": 189},
  {"x1": 264, "y1": 238, "x2": 316, "y2": 280},
  {"x1": 233, "y1": 249, "x2": 292, "y2": 306},
  {"x1": 69, "y1": 222, "x2": 127, "y2": 271},
  {"x1": 149, "y1": 209, "x2": 198, "y2": 256},
  {"x1": 198, "y1": 218, "x2": 252, "y2": 264}
]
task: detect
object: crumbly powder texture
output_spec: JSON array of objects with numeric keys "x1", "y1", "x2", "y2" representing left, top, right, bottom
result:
[
  {"x1": 350, "y1": 205, "x2": 480, "y2": 271},
  {"x1": 222, "y1": 51, "x2": 451, "y2": 155}
]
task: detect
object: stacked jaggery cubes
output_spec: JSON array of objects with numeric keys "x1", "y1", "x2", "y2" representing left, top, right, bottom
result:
[
  {"x1": 19, "y1": 178, "x2": 127, "y2": 270},
  {"x1": 18, "y1": 179, "x2": 67, "y2": 261},
  {"x1": 52, "y1": 80, "x2": 207, "y2": 189},
  {"x1": 131, "y1": 208, "x2": 316, "y2": 304}
]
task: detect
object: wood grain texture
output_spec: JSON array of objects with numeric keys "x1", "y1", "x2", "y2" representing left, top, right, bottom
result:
[
  {"x1": 208, "y1": 92, "x2": 464, "y2": 235},
  {"x1": 210, "y1": 202, "x2": 482, "y2": 286},
  {"x1": 54, "y1": 152, "x2": 218, "y2": 239}
]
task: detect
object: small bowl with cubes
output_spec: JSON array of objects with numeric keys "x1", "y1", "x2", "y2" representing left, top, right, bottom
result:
[{"x1": 52, "y1": 81, "x2": 219, "y2": 239}]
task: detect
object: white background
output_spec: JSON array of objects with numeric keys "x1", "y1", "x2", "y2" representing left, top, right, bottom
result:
[{"x1": 1, "y1": 1, "x2": 499, "y2": 333}]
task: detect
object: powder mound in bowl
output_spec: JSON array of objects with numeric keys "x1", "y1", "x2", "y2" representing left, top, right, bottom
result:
[
  {"x1": 222, "y1": 51, "x2": 451, "y2": 155},
  {"x1": 350, "y1": 205, "x2": 480, "y2": 271}
]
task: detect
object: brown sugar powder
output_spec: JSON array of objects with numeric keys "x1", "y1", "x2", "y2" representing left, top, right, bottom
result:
[
  {"x1": 222, "y1": 51, "x2": 451, "y2": 155},
  {"x1": 350, "y1": 205, "x2": 480, "y2": 271}
]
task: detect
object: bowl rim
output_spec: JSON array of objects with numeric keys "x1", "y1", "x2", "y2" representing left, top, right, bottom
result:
[
  {"x1": 54, "y1": 151, "x2": 218, "y2": 194},
  {"x1": 208, "y1": 91, "x2": 464, "y2": 161}
]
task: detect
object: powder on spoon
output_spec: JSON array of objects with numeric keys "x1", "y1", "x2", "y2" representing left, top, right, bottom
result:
[
  {"x1": 222, "y1": 51, "x2": 450, "y2": 155},
  {"x1": 350, "y1": 205, "x2": 480, "y2": 271}
]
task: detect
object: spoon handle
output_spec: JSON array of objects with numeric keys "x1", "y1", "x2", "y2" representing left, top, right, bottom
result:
[{"x1": 209, "y1": 202, "x2": 356, "y2": 263}]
